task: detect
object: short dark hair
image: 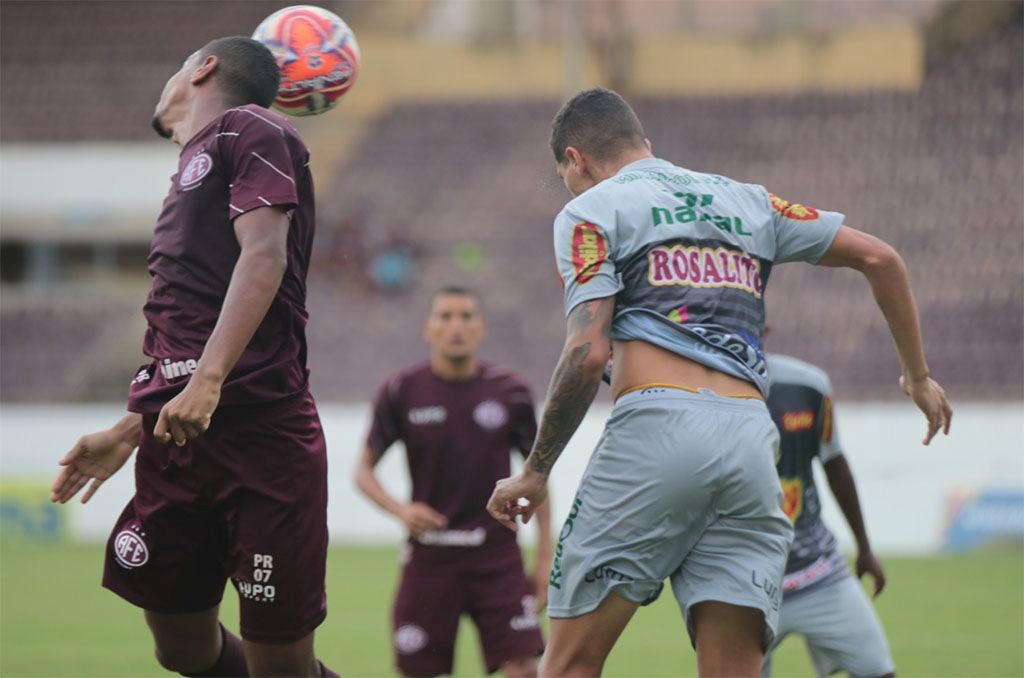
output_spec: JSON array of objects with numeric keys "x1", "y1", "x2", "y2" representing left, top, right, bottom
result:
[
  {"x1": 550, "y1": 88, "x2": 646, "y2": 164},
  {"x1": 200, "y1": 36, "x2": 280, "y2": 108},
  {"x1": 431, "y1": 285, "x2": 482, "y2": 311}
]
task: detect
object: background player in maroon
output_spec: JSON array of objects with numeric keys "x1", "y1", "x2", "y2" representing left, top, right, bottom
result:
[
  {"x1": 354, "y1": 287, "x2": 550, "y2": 677},
  {"x1": 49, "y1": 37, "x2": 337, "y2": 677}
]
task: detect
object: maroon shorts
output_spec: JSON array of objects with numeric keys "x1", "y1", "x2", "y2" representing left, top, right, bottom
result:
[
  {"x1": 392, "y1": 544, "x2": 545, "y2": 676},
  {"x1": 102, "y1": 390, "x2": 328, "y2": 644}
]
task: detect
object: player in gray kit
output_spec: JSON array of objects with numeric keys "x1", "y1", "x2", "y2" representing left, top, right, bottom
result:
[
  {"x1": 764, "y1": 354, "x2": 894, "y2": 677},
  {"x1": 487, "y1": 88, "x2": 951, "y2": 676}
]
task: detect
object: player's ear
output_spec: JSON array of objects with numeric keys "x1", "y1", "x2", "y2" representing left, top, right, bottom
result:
[
  {"x1": 190, "y1": 55, "x2": 219, "y2": 86},
  {"x1": 565, "y1": 146, "x2": 585, "y2": 175},
  {"x1": 644, "y1": 138, "x2": 652, "y2": 152}
]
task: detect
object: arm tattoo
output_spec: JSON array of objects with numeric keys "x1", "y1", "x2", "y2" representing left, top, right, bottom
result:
[{"x1": 527, "y1": 300, "x2": 610, "y2": 476}]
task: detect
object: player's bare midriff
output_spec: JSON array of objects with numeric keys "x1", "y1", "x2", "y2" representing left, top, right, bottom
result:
[{"x1": 610, "y1": 339, "x2": 762, "y2": 401}]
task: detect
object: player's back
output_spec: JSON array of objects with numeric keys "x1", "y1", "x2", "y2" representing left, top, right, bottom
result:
[{"x1": 554, "y1": 158, "x2": 843, "y2": 397}]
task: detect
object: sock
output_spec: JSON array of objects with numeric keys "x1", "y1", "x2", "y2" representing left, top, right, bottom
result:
[
  {"x1": 319, "y1": 660, "x2": 339, "y2": 678},
  {"x1": 184, "y1": 624, "x2": 249, "y2": 677}
]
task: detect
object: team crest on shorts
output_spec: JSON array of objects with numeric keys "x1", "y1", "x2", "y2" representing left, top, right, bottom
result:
[
  {"x1": 113, "y1": 526, "x2": 150, "y2": 569},
  {"x1": 394, "y1": 624, "x2": 428, "y2": 654},
  {"x1": 473, "y1": 400, "x2": 508, "y2": 430},
  {"x1": 180, "y1": 151, "x2": 213, "y2": 190}
]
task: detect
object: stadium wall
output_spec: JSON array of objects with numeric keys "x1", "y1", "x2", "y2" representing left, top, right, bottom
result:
[{"x1": 1, "y1": 402, "x2": 1021, "y2": 555}]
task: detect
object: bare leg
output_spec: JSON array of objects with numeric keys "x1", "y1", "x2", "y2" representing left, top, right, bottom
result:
[
  {"x1": 503, "y1": 654, "x2": 538, "y2": 678},
  {"x1": 540, "y1": 593, "x2": 639, "y2": 677},
  {"x1": 692, "y1": 601, "x2": 765, "y2": 678},
  {"x1": 145, "y1": 607, "x2": 247, "y2": 676},
  {"x1": 243, "y1": 631, "x2": 331, "y2": 677}
]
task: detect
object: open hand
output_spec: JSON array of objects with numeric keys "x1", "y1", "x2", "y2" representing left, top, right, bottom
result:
[
  {"x1": 51, "y1": 427, "x2": 137, "y2": 504},
  {"x1": 900, "y1": 375, "x2": 952, "y2": 445}
]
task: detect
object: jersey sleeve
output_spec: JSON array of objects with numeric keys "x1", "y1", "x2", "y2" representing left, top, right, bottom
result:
[
  {"x1": 506, "y1": 381, "x2": 538, "y2": 457},
  {"x1": 366, "y1": 377, "x2": 402, "y2": 459},
  {"x1": 222, "y1": 109, "x2": 301, "y2": 220},
  {"x1": 764, "y1": 189, "x2": 844, "y2": 264},
  {"x1": 817, "y1": 379, "x2": 843, "y2": 463},
  {"x1": 553, "y1": 208, "x2": 623, "y2": 316}
]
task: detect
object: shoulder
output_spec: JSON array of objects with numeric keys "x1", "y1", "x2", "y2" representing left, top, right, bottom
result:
[
  {"x1": 377, "y1": 362, "x2": 432, "y2": 400},
  {"x1": 219, "y1": 105, "x2": 306, "y2": 148},
  {"x1": 480, "y1": 364, "x2": 533, "y2": 401},
  {"x1": 767, "y1": 353, "x2": 832, "y2": 396}
]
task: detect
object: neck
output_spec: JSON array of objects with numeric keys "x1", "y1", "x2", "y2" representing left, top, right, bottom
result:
[
  {"x1": 430, "y1": 354, "x2": 479, "y2": 382},
  {"x1": 170, "y1": 93, "x2": 232, "y2": 146},
  {"x1": 593, "y1": 147, "x2": 656, "y2": 182}
]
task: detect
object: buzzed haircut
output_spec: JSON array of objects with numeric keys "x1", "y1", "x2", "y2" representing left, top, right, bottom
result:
[
  {"x1": 431, "y1": 285, "x2": 482, "y2": 312},
  {"x1": 550, "y1": 87, "x2": 647, "y2": 164},
  {"x1": 200, "y1": 36, "x2": 280, "y2": 108}
]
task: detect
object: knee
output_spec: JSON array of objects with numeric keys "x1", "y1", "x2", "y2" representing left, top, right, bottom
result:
[
  {"x1": 503, "y1": 655, "x2": 538, "y2": 678},
  {"x1": 153, "y1": 644, "x2": 216, "y2": 675},
  {"x1": 540, "y1": 646, "x2": 606, "y2": 677}
]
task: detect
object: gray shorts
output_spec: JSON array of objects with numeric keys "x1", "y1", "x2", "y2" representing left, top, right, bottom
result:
[
  {"x1": 547, "y1": 386, "x2": 793, "y2": 647},
  {"x1": 763, "y1": 574, "x2": 895, "y2": 677}
]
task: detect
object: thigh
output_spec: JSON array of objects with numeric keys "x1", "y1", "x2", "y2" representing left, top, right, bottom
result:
[
  {"x1": 392, "y1": 560, "x2": 465, "y2": 677},
  {"x1": 797, "y1": 577, "x2": 895, "y2": 678},
  {"x1": 671, "y1": 403, "x2": 793, "y2": 649},
  {"x1": 542, "y1": 592, "x2": 639, "y2": 676},
  {"x1": 102, "y1": 421, "x2": 230, "y2": 614},
  {"x1": 549, "y1": 398, "x2": 721, "y2": 620},
  {"x1": 465, "y1": 549, "x2": 545, "y2": 674},
  {"x1": 221, "y1": 395, "x2": 330, "y2": 645}
]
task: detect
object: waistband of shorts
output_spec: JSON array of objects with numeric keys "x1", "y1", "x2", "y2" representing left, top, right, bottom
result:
[{"x1": 613, "y1": 383, "x2": 767, "y2": 412}]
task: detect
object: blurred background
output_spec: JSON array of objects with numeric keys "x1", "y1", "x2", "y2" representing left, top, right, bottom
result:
[{"x1": 1, "y1": 1, "x2": 1022, "y2": 676}]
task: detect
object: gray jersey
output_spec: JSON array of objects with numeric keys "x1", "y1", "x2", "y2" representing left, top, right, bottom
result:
[
  {"x1": 554, "y1": 158, "x2": 843, "y2": 397},
  {"x1": 766, "y1": 354, "x2": 848, "y2": 595}
]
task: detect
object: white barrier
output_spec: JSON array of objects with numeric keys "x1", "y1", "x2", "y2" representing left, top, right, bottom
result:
[{"x1": 1, "y1": 401, "x2": 1022, "y2": 554}]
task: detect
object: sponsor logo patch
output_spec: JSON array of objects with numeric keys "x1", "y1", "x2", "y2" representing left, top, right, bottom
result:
[
  {"x1": 394, "y1": 624, "x2": 428, "y2": 655},
  {"x1": 647, "y1": 245, "x2": 763, "y2": 298},
  {"x1": 780, "y1": 477, "x2": 803, "y2": 522},
  {"x1": 113, "y1": 527, "x2": 149, "y2": 569},
  {"x1": 408, "y1": 406, "x2": 446, "y2": 425},
  {"x1": 782, "y1": 410, "x2": 815, "y2": 432},
  {"x1": 180, "y1": 151, "x2": 213, "y2": 189},
  {"x1": 473, "y1": 400, "x2": 508, "y2": 430},
  {"x1": 768, "y1": 193, "x2": 820, "y2": 221},
  {"x1": 510, "y1": 595, "x2": 540, "y2": 631},
  {"x1": 571, "y1": 222, "x2": 608, "y2": 284}
]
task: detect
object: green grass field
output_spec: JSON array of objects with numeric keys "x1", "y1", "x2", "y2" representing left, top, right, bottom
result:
[{"x1": 1, "y1": 541, "x2": 1021, "y2": 677}]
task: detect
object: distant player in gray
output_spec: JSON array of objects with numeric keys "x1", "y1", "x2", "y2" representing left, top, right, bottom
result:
[
  {"x1": 765, "y1": 354, "x2": 894, "y2": 678},
  {"x1": 486, "y1": 88, "x2": 951, "y2": 677}
]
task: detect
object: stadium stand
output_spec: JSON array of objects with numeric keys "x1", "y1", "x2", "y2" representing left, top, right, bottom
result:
[{"x1": 0, "y1": 3, "x2": 1020, "y2": 402}]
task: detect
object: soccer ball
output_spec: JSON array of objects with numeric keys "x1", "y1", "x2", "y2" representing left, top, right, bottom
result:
[{"x1": 252, "y1": 5, "x2": 360, "y2": 116}]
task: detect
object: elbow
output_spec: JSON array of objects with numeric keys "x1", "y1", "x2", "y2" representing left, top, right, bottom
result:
[{"x1": 860, "y1": 240, "x2": 903, "y2": 278}]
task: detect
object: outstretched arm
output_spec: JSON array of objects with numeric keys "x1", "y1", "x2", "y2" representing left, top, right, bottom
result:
[
  {"x1": 51, "y1": 412, "x2": 142, "y2": 504},
  {"x1": 822, "y1": 454, "x2": 886, "y2": 597},
  {"x1": 486, "y1": 296, "x2": 614, "y2": 531},
  {"x1": 818, "y1": 226, "x2": 952, "y2": 444},
  {"x1": 153, "y1": 206, "x2": 289, "y2": 446}
]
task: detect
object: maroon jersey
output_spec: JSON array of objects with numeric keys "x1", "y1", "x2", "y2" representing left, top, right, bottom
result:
[
  {"x1": 368, "y1": 363, "x2": 538, "y2": 560},
  {"x1": 127, "y1": 105, "x2": 315, "y2": 413}
]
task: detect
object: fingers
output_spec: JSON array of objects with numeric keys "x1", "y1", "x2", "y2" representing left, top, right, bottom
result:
[
  {"x1": 153, "y1": 409, "x2": 171, "y2": 444},
  {"x1": 942, "y1": 397, "x2": 953, "y2": 435},
  {"x1": 81, "y1": 477, "x2": 105, "y2": 504},
  {"x1": 57, "y1": 440, "x2": 85, "y2": 467},
  {"x1": 486, "y1": 495, "x2": 519, "y2": 533},
  {"x1": 923, "y1": 414, "x2": 940, "y2": 445},
  {"x1": 873, "y1": 571, "x2": 886, "y2": 597}
]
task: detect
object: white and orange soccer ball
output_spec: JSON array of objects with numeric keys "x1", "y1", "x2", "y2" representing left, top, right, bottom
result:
[{"x1": 252, "y1": 5, "x2": 360, "y2": 116}]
